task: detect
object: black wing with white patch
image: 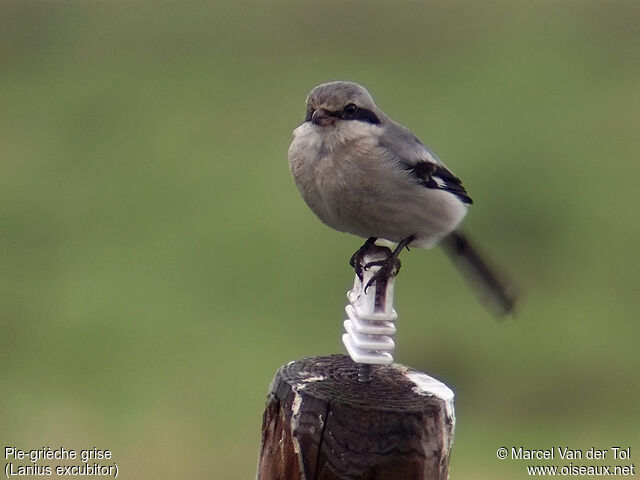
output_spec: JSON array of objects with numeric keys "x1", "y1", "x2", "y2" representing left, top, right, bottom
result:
[
  {"x1": 377, "y1": 120, "x2": 473, "y2": 204},
  {"x1": 405, "y1": 161, "x2": 473, "y2": 204}
]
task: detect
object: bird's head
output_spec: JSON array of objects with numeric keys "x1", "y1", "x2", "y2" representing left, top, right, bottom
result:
[{"x1": 304, "y1": 81, "x2": 382, "y2": 128}]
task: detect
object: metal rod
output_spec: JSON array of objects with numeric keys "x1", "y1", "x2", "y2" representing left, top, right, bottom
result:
[{"x1": 358, "y1": 364, "x2": 372, "y2": 383}]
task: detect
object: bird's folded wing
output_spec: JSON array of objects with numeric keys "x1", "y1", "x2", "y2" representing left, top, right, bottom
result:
[{"x1": 378, "y1": 122, "x2": 473, "y2": 205}]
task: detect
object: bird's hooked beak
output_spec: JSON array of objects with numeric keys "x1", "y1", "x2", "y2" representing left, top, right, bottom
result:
[{"x1": 311, "y1": 108, "x2": 336, "y2": 127}]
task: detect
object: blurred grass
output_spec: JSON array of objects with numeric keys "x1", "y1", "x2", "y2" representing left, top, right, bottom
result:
[{"x1": 1, "y1": 1, "x2": 639, "y2": 478}]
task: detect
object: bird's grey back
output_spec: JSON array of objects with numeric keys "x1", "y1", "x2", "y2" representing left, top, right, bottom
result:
[{"x1": 379, "y1": 120, "x2": 444, "y2": 167}]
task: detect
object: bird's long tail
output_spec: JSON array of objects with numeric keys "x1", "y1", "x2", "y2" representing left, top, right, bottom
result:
[{"x1": 441, "y1": 230, "x2": 517, "y2": 317}]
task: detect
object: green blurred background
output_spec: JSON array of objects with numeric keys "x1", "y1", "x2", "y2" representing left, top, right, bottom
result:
[{"x1": 1, "y1": 1, "x2": 639, "y2": 478}]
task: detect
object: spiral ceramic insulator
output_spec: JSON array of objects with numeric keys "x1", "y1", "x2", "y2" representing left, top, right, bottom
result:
[{"x1": 342, "y1": 250, "x2": 398, "y2": 365}]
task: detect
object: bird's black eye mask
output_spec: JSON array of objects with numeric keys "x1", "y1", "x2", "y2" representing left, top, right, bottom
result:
[
  {"x1": 305, "y1": 106, "x2": 314, "y2": 122},
  {"x1": 305, "y1": 104, "x2": 380, "y2": 124}
]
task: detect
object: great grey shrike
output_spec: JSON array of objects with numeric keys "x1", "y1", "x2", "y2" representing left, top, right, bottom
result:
[{"x1": 288, "y1": 81, "x2": 515, "y2": 315}]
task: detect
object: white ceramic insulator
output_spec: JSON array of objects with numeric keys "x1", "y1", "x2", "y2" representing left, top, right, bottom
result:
[{"x1": 342, "y1": 252, "x2": 398, "y2": 365}]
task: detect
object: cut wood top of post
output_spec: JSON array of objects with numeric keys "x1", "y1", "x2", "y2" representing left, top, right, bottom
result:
[
  {"x1": 259, "y1": 354, "x2": 456, "y2": 480},
  {"x1": 273, "y1": 354, "x2": 454, "y2": 417}
]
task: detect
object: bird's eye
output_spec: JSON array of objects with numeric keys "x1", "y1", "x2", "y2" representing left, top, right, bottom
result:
[{"x1": 342, "y1": 103, "x2": 357, "y2": 118}]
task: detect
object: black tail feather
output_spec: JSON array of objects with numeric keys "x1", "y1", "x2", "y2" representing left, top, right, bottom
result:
[{"x1": 441, "y1": 231, "x2": 517, "y2": 317}]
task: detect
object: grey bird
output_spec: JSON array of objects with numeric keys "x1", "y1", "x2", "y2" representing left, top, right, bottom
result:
[{"x1": 288, "y1": 81, "x2": 515, "y2": 315}]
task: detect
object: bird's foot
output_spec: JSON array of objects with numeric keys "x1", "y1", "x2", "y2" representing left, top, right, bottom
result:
[
  {"x1": 350, "y1": 237, "x2": 378, "y2": 280},
  {"x1": 364, "y1": 255, "x2": 401, "y2": 293}
]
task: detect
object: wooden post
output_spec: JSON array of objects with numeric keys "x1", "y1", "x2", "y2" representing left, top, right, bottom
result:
[{"x1": 257, "y1": 354, "x2": 455, "y2": 480}]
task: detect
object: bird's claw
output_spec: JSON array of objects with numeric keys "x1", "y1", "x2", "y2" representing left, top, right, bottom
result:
[
  {"x1": 349, "y1": 250, "x2": 365, "y2": 281},
  {"x1": 364, "y1": 256, "x2": 401, "y2": 293},
  {"x1": 350, "y1": 238, "x2": 377, "y2": 281}
]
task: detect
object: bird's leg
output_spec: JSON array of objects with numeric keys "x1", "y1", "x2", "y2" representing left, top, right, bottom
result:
[
  {"x1": 350, "y1": 237, "x2": 378, "y2": 280},
  {"x1": 364, "y1": 235, "x2": 416, "y2": 293}
]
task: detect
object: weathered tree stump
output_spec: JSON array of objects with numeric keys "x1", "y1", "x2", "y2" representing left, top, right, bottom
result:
[{"x1": 257, "y1": 354, "x2": 455, "y2": 480}]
